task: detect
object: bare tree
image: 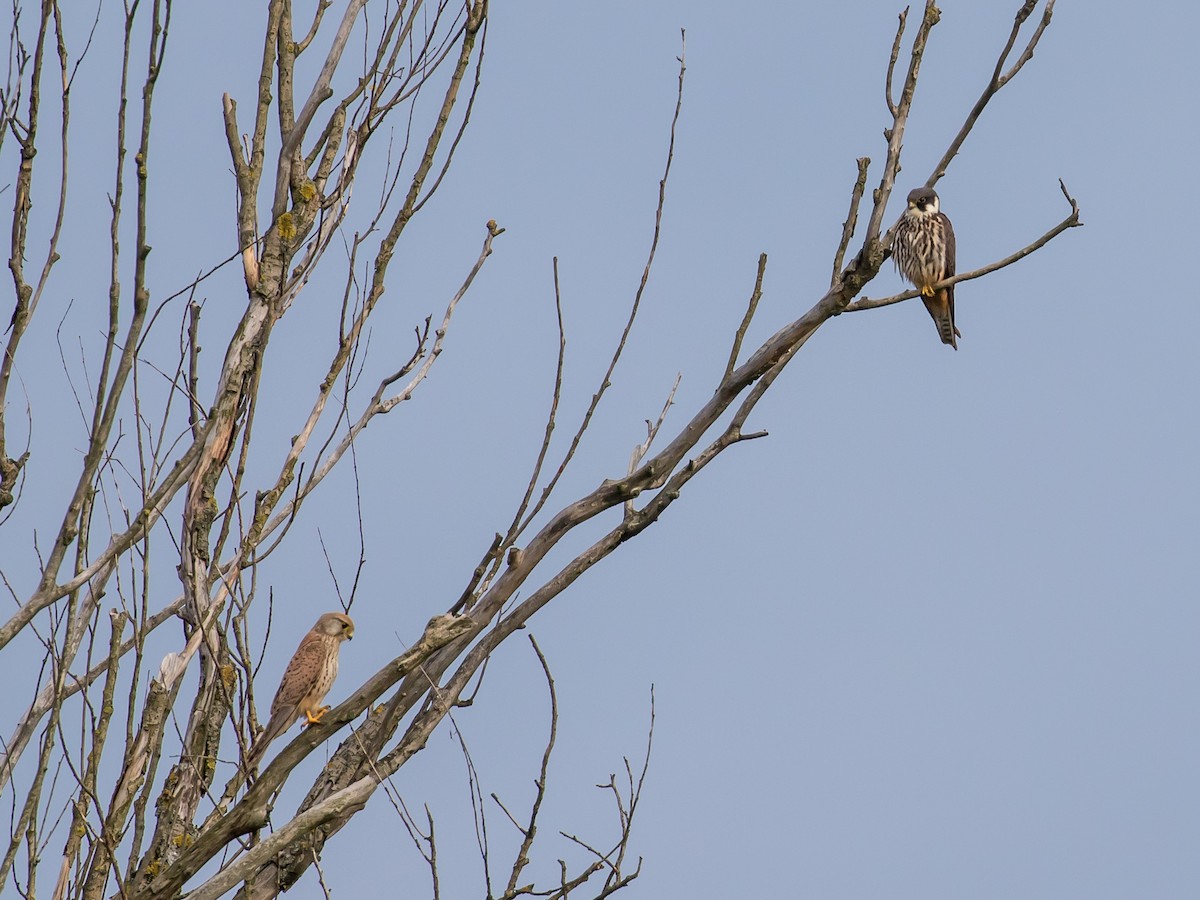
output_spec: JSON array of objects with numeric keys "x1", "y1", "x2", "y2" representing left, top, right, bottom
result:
[{"x1": 0, "y1": 1, "x2": 1078, "y2": 898}]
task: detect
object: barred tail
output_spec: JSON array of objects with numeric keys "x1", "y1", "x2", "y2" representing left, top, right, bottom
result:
[{"x1": 922, "y1": 288, "x2": 959, "y2": 350}]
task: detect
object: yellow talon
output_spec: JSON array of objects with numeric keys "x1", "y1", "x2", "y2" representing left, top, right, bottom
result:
[
  {"x1": 920, "y1": 285, "x2": 936, "y2": 297},
  {"x1": 304, "y1": 705, "x2": 331, "y2": 726}
]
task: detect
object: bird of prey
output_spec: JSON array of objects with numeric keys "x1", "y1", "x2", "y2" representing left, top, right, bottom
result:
[
  {"x1": 893, "y1": 186, "x2": 960, "y2": 349},
  {"x1": 246, "y1": 611, "x2": 355, "y2": 767}
]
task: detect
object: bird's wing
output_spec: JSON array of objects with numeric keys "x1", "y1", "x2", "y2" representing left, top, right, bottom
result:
[
  {"x1": 270, "y1": 633, "x2": 327, "y2": 716},
  {"x1": 939, "y1": 211, "x2": 956, "y2": 278},
  {"x1": 937, "y1": 211, "x2": 959, "y2": 339},
  {"x1": 248, "y1": 634, "x2": 328, "y2": 766}
]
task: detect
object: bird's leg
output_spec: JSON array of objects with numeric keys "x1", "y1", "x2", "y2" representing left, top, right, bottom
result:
[
  {"x1": 304, "y1": 705, "x2": 331, "y2": 726},
  {"x1": 920, "y1": 284, "x2": 936, "y2": 297}
]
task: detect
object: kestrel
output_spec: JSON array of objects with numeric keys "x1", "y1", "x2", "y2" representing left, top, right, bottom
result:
[
  {"x1": 246, "y1": 611, "x2": 355, "y2": 766},
  {"x1": 893, "y1": 186, "x2": 960, "y2": 349}
]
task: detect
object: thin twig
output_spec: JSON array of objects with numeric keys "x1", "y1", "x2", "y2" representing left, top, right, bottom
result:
[
  {"x1": 501, "y1": 256, "x2": 568, "y2": 552},
  {"x1": 500, "y1": 635, "x2": 558, "y2": 896},
  {"x1": 624, "y1": 375, "x2": 681, "y2": 518},
  {"x1": 830, "y1": 158, "x2": 871, "y2": 287},
  {"x1": 884, "y1": 6, "x2": 909, "y2": 118},
  {"x1": 723, "y1": 253, "x2": 767, "y2": 385}
]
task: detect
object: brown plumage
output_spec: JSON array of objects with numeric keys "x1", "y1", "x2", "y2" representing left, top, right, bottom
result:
[
  {"x1": 893, "y1": 186, "x2": 960, "y2": 350},
  {"x1": 246, "y1": 612, "x2": 355, "y2": 767}
]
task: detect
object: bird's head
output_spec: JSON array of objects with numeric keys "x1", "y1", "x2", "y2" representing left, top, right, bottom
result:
[
  {"x1": 314, "y1": 611, "x2": 355, "y2": 640},
  {"x1": 905, "y1": 187, "x2": 940, "y2": 216}
]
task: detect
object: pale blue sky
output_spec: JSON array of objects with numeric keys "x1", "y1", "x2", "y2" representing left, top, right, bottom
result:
[{"x1": 2, "y1": 2, "x2": 1197, "y2": 898}]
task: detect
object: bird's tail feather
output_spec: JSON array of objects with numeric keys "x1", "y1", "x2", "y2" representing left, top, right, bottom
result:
[
  {"x1": 245, "y1": 712, "x2": 292, "y2": 768},
  {"x1": 923, "y1": 289, "x2": 959, "y2": 350}
]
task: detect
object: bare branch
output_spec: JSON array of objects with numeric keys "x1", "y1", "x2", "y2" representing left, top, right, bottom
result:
[
  {"x1": 723, "y1": 253, "x2": 767, "y2": 385},
  {"x1": 927, "y1": 1, "x2": 1056, "y2": 187},
  {"x1": 625, "y1": 376, "x2": 681, "y2": 518},
  {"x1": 502, "y1": 257, "x2": 568, "y2": 553},
  {"x1": 830, "y1": 158, "x2": 871, "y2": 288},
  {"x1": 844, "y1": 180, "x2": 1081, "y2": 313},
  {"x1": 501, "y1": 636, "x2": 559, "y2": 896},
  {"x1": 884, "y1": 6, "x2": 909, "y2": 118}
]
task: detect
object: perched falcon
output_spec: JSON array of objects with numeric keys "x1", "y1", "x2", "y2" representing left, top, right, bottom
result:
[
  {"x1": 246, "y1": 611, "x2": 355, "y2": 766},
  {"x1": 893, "y1": 186, "x2": 960, "y2": 349}
]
